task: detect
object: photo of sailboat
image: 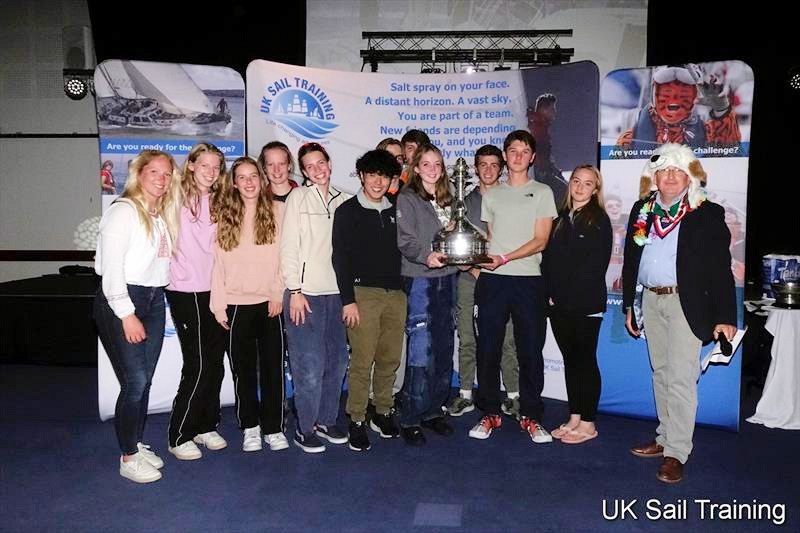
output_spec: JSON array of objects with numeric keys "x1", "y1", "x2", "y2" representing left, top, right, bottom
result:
[{"x1": 94, "y1": 60, "x2": 244, "y2": 137}]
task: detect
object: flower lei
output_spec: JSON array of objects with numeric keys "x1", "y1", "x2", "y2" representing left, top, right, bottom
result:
[
  {"x1": 632, "y1": 191, "x2": 706, "y2": 247},
  {"x1": 632, "y1": 201, "x2": 654, "y2": 246}
]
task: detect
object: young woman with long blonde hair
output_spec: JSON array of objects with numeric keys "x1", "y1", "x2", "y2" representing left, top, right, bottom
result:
[
  {"x1": 94, "y1": 149, "x2": 181, "y2": 483},
  {"x1": 542, "y1": 164, "x2": 612, "y2": 444},
  {"x1": 164, "y1": 143, "x2": 229, "y2": 461}
]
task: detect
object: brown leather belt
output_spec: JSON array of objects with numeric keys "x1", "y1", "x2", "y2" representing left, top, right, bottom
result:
[{"x1": 646, "y1": 286, "x2": 678, "y2": 295}]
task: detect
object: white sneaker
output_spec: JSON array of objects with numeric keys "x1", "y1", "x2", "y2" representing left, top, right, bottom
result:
[
  {"x1": 119, "y1": 454, "x2": 161, "y2": 483},
  {"x1": 264, "y1": 432, "x2": 289, "y2": 451},
  {"x1": 169, "y1": 440, "x2": 203, "y2": 460},
  {"x1": 243, "y1": 426, "x2": 262, "y2": 452},
  {"x1": 468, "y1": 415, "x2": 502, "y2": 440},
  {"x1": 136, "y1": 442, "x2": 164, "y2": 469},
  {"x1": 521, "y1": 417, "x2": 553, "y2": 444},
  {"x1": 193, "y1": 431, "x2": 228, "y2": 451}
]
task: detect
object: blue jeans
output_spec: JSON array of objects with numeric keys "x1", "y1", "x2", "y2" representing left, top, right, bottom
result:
[
  {"x1": 283, "y1": 292, "x2": 349, "y2": 434},
  {"x1": 399, "y1": 274, "x2": 457, "y2": 427},
  {"x1": 94, "y1": 285, "x2": 165, "y2": 455}
]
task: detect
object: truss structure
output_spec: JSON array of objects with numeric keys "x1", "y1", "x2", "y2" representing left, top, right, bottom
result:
[{"x1": 361, "y1": 30, "x2": 574, "y2": 71}]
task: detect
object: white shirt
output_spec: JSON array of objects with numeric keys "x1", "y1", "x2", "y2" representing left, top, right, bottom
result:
[{"x1": 95, "y1": 199, "x2": 172, "y2": 318}]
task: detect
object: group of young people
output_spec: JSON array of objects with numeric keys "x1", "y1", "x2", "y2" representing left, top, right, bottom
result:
[{"x1": 94, "y1": 129, "x2": 614, "y2": 484}]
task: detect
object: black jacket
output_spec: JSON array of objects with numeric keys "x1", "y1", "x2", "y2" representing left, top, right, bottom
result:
[
  {"x1": 331, "y1": 195, "x2": 402, "y2": 306},
  {"x1": 542, "y1": 209, "x2": 612, "y2": 315},
  {"x1": 621, "y1": 198, "x2": 736, "y2": 343}
]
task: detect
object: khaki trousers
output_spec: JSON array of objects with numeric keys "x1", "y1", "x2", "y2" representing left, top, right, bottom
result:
[
  {"x1": 345, "y1": 287, "x2": 407, "y2": 422},
  {"x1": 643, "y1": 290, "x2": 702, "y2": 464}
]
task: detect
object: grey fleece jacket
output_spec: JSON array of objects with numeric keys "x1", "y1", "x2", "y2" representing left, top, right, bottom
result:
[{"x1": 395, "y1": 187, "x2": 458, "y2": 278}]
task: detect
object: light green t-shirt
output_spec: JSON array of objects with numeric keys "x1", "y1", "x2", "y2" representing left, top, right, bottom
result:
[{"x1": 481, "y1": 179, "x2": 557, "y2": 276}]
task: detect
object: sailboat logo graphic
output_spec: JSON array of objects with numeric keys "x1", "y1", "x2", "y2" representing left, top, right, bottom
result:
[{"x1": 261, "y1": 88, "x2": 338, "y2": 140}]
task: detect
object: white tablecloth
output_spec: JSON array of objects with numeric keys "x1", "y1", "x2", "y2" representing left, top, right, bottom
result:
[{"x1": 747, "y1": 307, "x2": 800, "y2": 429}]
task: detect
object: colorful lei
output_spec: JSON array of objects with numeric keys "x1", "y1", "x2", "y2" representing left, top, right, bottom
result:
[
  {"x1": 632, "y1": 200, "x2": 654, "y2": 246},
  {"x1": 632, "y1": 191, "x2": 706, "y2": 247}
]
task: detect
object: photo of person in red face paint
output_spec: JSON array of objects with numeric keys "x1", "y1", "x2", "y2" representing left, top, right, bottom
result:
[{"x1": 615, "y1": 63, "x2": 742, "y2": 150}]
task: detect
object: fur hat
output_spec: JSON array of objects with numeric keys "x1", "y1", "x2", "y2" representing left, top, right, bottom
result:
[{"x1": 639, "y1": 143, "x2": 707, "y2": 208}]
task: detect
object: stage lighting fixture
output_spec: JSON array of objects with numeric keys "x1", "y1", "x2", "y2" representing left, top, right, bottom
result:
[
  {"x1": 64, "y1": 77, "x2": 87, "y2": 100},
  {"x1": 63, "y1": 68, "x2": 95, "y2": 100},
  {"x1": 789, "y1": 66, "x2": 800, "y2": 90},
  {"x1": 461, "y1": 63, "x2": 488, "y2": 74}
]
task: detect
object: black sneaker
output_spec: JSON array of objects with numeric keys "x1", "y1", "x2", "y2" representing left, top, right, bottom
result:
[
  {"x1": 315, "y1": 424, "x2": 348, "y2": 445},
  {"x1": 369, "y1": 410, "x2": 400, "y2": 439},
  {"x1": 400, "y1": 426, "x2": 426, "y2": 446},
  {"x1": 293, "y1": 429, "x2": 326, "y2": 453},
  {"x1": 366, "y1": 401, "x2": 377, "y2": 421},
  {"x1": 348, "y1": 421, "x2": 371, "y2": 451},
  {"x1": 420, "y1": 416, "x2": 454, "y2": 436}
]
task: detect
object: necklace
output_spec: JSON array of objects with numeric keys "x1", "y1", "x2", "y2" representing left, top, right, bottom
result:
[
  {"x1": 148, "y1": 206, "x2": 158, "y2": 217},
  {"x1": 633, "y1": 193, "x2": 703, "y2": 246}
]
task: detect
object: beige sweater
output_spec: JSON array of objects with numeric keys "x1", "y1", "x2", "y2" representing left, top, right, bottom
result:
[
  {"x1": 279, "y1": 183, "x2": 351, "y2": 295},
  {"x1": 210, "y1": 202, "x2": 285, "y2": 320}
]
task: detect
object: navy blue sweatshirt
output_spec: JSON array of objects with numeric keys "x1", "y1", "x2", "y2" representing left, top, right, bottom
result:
[{"x1": 332, "y1": 192, "x2": 402, "y2": 306}]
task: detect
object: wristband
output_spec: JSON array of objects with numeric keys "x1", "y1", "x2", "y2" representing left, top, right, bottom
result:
[
  {"x1": 289, "y1": 289, "x2": 302, "y2": 295},
  {"x1": 500, "y1": 254, "x2": 509, "y2": 265}
]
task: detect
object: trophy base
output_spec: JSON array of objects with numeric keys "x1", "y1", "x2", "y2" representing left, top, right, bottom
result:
[{"x1": 445, "y1": 255, "x2": 492, "y2": 266}]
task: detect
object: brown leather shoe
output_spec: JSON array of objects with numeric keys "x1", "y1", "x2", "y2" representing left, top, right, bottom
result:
[
  {"x1": 657, "y1": 457, "x2": 684, "y2": 484},
  {"x1": 630, "y1": 440, "x2": 664, "y2": 458}
]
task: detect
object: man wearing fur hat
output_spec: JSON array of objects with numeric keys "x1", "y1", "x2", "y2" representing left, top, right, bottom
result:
[{"x1": 621, "y1": 143, "x2": 736, "y2": 484}]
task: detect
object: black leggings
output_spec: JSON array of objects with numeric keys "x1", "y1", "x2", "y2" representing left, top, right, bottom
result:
[{"x1": 549, "y1": 311, "x2": 602, "y2": 422}]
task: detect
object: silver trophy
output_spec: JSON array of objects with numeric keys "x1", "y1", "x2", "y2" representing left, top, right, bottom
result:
[{"x1": 431, "y1": 157, "x2": 491, "y2": 265}]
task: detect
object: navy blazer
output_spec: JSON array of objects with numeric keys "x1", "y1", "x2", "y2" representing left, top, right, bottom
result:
[{"x1": 621, "y1": 198, "x2": 736, "y2": 343}]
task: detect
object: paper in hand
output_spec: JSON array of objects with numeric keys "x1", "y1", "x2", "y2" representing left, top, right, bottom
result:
[{"x1": 701, "y1": 327, "x2": 747, "y2": 372}]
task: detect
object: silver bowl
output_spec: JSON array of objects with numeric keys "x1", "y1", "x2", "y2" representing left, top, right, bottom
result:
[{"x1": 771, "y1": 281, "x2": 800, "y2": 309}]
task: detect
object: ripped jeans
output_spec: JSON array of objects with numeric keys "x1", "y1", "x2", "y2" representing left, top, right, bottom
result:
[{"x1": 398, "y1": 274, "x2": 457, "y2": 427}]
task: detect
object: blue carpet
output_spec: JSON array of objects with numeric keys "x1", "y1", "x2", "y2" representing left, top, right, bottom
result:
[{"x1": 0, "y1": 365, "x2": 797, "y2": 532}]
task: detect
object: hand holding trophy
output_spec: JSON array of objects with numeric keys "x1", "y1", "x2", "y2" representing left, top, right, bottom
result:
[{"x1": 431, "y1": 157, "x2": 490, "y2": 265}]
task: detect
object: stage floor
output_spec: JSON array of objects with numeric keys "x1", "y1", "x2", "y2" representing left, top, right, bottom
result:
[{"x1": 1, "y1": 364, "x2": 797, "y2": 532}]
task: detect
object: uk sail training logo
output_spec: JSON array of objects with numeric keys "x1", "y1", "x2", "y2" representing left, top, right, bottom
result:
[{"x1": 260, "y1": 77, "x2": 338, "y2": 140}]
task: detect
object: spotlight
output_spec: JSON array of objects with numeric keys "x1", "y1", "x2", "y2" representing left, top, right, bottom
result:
[
  {"x1": 789, "y1": 66, "x2": 800, "y2": 90},
  {"x1": 64, "y1": 77, "x2": 88, "y2": 100},
  {"x1": 461, "y1": 63, "x2": 487, "y2": 74},
  {"x1": 63, "y1": 68, "x2": 95, "y2": 100}
]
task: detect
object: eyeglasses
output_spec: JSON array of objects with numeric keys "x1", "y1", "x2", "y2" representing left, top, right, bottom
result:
[
  {"x1": 654, "y1": 166, "x2": 687, "y2": 176},
  {"x1": 652, "y1": 65, "x2": 701, "y2": 85}
]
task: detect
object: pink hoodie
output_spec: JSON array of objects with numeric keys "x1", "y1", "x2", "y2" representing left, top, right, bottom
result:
[{"x1": 168, "y1": 194, "x2": 215, "y2": 293}]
